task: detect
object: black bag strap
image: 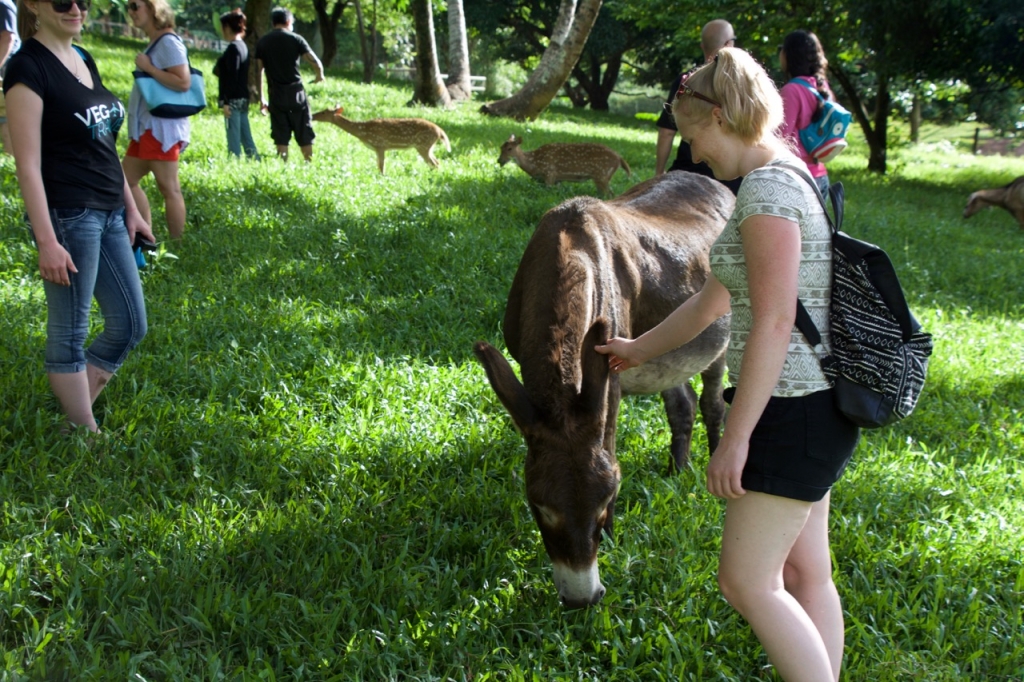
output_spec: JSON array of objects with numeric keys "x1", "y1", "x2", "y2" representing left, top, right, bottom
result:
[
  {"x1": 773, "y1": 161, "x2": 842, "y2": 350},
  {"x1": 782, "y1": 162, "x2": 919, "y2": 344}
]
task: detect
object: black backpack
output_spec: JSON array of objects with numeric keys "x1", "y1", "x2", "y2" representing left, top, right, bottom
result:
[{"x1": 787, "y1": 167, "x2": 933, "y2": 428}]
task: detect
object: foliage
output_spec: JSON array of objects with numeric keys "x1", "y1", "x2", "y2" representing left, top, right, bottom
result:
[{"x1": 0, "y1": 34, "x2": 1023, "y2": 680}]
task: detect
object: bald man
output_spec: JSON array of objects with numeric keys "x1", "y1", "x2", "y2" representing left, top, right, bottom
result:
[{"x1": 654, "y1": 18, "x2": 742, "y2": 195}]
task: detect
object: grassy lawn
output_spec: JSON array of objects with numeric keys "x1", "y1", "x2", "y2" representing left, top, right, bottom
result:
[{"x1": 0, "y1": 34, "x2": 1022, "y2": 680}]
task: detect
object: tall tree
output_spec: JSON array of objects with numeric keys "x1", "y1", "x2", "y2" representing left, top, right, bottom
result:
[
  {"x1": 480, "y1": 0, "x2": 603, "y2": 120},
  {"x1": 410, "y1": 0, "x2": 452, "y2": 107},
  {"x1": 244, "y1": 0, "x2": 273, "y2": 97},
  {"x1": 312, "y1": 0, "x2": 351, "y2": 68},
  {"x1": 354, "y1": 0, "x2": 379, "y2": 83},
  {"x1": 564, "y1": 4, "x2": 646, "y2": 110},
  {"x1": 446, "y1": 0, "x2": 473, "y2": 101}
]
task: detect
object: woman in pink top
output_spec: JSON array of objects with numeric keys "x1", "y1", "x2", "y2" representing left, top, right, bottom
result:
[{"x1": 779, "y1": 30, "x2": 834, "y2": 196}]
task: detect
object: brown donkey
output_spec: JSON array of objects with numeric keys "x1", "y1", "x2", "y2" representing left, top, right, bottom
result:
[
  {"x1": 963, "y1": 175, "x2": 1024, "y2": 228},
  {"x1": 311, "y1": 106, "x2": 451, "y2": 174},
  {"x1": 474, "y1": 171, "x2": 733, "y2": 608}
]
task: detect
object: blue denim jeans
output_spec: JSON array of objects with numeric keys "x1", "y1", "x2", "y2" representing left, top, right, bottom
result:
[
  {"x1": 38, "y1": 207, "x2": 147, "y2": 374},
  {"x1": 226, "y1": 99, "x2": 259, "y2": 159}
]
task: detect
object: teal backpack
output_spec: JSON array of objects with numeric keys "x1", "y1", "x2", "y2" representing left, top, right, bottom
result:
[{"x1": 789, "y1": 78, "x2": 852, "y2": 164}]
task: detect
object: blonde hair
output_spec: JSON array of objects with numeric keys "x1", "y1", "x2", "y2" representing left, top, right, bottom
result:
[
  {"x1": 140, "y1": 0, "x2": 176, "y2": 30},
  {"x1": 674, "y1": 47, "x2": 784, "y2": 147}
]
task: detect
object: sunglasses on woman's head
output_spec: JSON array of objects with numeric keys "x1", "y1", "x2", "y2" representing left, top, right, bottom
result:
[
  {"x1": 41, "y1": 0, "x2": 90, "y2": 12},
  {"x1": 676, "y1": 72, "x2": 722, "y2": 108}
]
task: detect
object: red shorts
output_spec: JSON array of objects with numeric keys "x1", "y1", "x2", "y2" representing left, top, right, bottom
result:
[{"x1": 126, "y1": 129, "x2": 183, "y2": 161}]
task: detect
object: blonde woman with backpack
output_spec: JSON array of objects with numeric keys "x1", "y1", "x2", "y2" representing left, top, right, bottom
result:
[{"x1": 596, "y1": 47, "x2": 859, "y2": 681}]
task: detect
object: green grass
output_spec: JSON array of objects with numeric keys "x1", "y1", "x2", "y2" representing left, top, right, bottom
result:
[{"x1": 0, "y1": 34, "x2": 1022, "y2": 680}]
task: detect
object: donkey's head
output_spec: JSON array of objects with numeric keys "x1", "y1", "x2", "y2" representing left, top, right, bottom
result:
[{"x1": 474, "y1": 319, "x2": 621, "y2": 608}]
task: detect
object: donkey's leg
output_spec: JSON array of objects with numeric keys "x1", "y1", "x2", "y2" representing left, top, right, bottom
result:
[
  {"x1": 662, "y1": 383, "x2": 698, "y2": 474},
  {"x1": 699, "y1": 351, "x2": 728, "y2": 456}
]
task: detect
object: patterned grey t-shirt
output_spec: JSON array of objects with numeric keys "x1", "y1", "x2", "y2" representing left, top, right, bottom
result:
[{"x1": 709, "y1": 160, "x2": 832, "y2": 396}]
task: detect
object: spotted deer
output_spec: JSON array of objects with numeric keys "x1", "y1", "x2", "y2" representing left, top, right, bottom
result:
[
  {"x1": 497, "y1": 134, "x2": 631, "y2": 195},
  {"x1": 963, "y1": 176, "x2": 1024, "y2": 229},
  {"x1": 311, "y1": 106, "x2": 451, "y2": 174},
  {"x1": 474, "y1": 171, "x2": 733, "y2": 608}
]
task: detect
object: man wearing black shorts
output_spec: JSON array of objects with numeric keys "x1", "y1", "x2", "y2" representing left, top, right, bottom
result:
[{"x1": 256, "y1": 6, "x2": 324, "y2": 161}]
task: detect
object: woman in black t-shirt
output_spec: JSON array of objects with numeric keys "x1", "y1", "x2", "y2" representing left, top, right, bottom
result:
[
  {"x1": 4, "y1": 0, "x2": 154, "y2": 434},
  {"x1": 213, "y1": 8, "x2": 258, "y2": 159}
]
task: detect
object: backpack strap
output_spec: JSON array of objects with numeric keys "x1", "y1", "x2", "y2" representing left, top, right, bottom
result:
[
  {"x1": 772, "y1": 162, "x2": 842, "y2": 353},
  {"x1": 782, "y1": 163, "x2": 918, "y2": 348},
  {"x1": 788, "y1": 77, "x2": 825, "y2": 102}
]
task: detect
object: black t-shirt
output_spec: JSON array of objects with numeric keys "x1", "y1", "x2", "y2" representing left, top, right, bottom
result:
[
  {"x1": 3, "y1": 40, "x2": 125, "y2": 210},
  {"x1": 255, "y1": 29, "x2": 311, "y2": 87},
  {"x1": 214, "y1": 39, "x2": 251, "y2": 104},
  {"x1": 657, "y1": 71, "x2": 742, "y2": 196}
]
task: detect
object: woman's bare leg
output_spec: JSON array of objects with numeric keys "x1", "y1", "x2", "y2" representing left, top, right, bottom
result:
[
  {"x1": 783, "y1": 493, "x2": 844, "y2": 680},
  {"x1": 717, "y1": 491, "x2": 835, "y2": 682},
  {"x1": 48, "y1": 371, "x2": 99, "y2": 432},
  {"x1": 150, "y1": 159, "x2": 185, "y2": 239}
]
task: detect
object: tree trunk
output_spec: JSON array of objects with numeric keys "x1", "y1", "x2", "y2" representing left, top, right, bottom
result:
[
  {"x1": 570, "y1": 50, "x2": 621, "y2": 111},
  {"x1": 830, "y1": 63, "x2": 888, "y2": 174},
  {"x1": 480, "y1": 0, "x2": 603, "y2": 120},
  {"x1": 244, "y1": 0, "x2": 273, "y2": 98},
  {"x1": 868, "y1": 79, "x2": 890, "y2": 174},
  {"x1": 313, "y1": 0, "x2": 349, "y2": 68},
  {"x1": 446, "y1": 0, "x2": 472, "y2": 101},
  {"x1": 354, "y1": 0, "x2": 378, "y2": 83},
  {"x1": 563, "y1": 80, "x2": 589, "y2": 108},
  {"x1": 909, "y1": 88, "x2": 922, "y2": 143},
  {"x1": 410, "y1": 0, "x2": 452, "y2": 107}
]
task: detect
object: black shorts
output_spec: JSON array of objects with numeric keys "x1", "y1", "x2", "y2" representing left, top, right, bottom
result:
[
  {"x1": 268, "y1": 102, "x2": 315, "y2": 147},
  {"x1": 736, "y1": 389, "x2": 860, "y2": 502}
]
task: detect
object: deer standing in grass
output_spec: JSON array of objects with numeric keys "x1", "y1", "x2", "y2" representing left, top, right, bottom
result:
[
  {"x1": 311, "y1": 107, "x2": 451, "y2": 174},
  {"x1": 497, "y1": 134, "x2": 630, "y2": 195},
  {"x1": 963, "y1": 176, "x2": 1024, "y2": 229}
]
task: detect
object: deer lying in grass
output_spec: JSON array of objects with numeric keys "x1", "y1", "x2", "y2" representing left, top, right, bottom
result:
[
  {"x1": 963, "y1": 175, "x2": 1024, "y2": 229},
  {"x1": 497, "y1": 134, "x2": 630, "y2": 195},
  {"x1": 311, "y1": 106, "x2": 451, "y2": 175}
]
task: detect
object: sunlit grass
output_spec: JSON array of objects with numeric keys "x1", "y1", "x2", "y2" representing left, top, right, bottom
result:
[{"x1": 0, "y1": 34, "x2": 1021, "y2": 680}]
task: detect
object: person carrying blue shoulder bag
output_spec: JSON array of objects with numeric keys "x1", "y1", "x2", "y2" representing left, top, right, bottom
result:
[
  {"x1": 122, "y1": 0, "x2": 191, "y2": 239},
  {"x1": 779, "y1": 30, "x2": 836, "y2": 197},
  {"x1": 4, "y1": 0, "x2": 154, "y2": 434}
]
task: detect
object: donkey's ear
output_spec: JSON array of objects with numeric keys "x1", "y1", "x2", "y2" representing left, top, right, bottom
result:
[
  {"x1": 577, "y1": 318, "x2": 611, "y2": 417},
  {"x1": 474, "y1": 341, "x2": 539, "y2": 433}
]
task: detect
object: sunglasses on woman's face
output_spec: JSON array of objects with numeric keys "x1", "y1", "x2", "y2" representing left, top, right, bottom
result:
[
  {"x1": 127, "y1": 1, "x2": 142, "y2": 10},
  {"x1": 41, "y1": 0, "x2": 90, "y2": 12}
]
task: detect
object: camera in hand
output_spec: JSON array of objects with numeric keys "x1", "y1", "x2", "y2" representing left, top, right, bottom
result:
[{"x1": 133, "y1": 234, "x2": 157, "y2": 252}]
